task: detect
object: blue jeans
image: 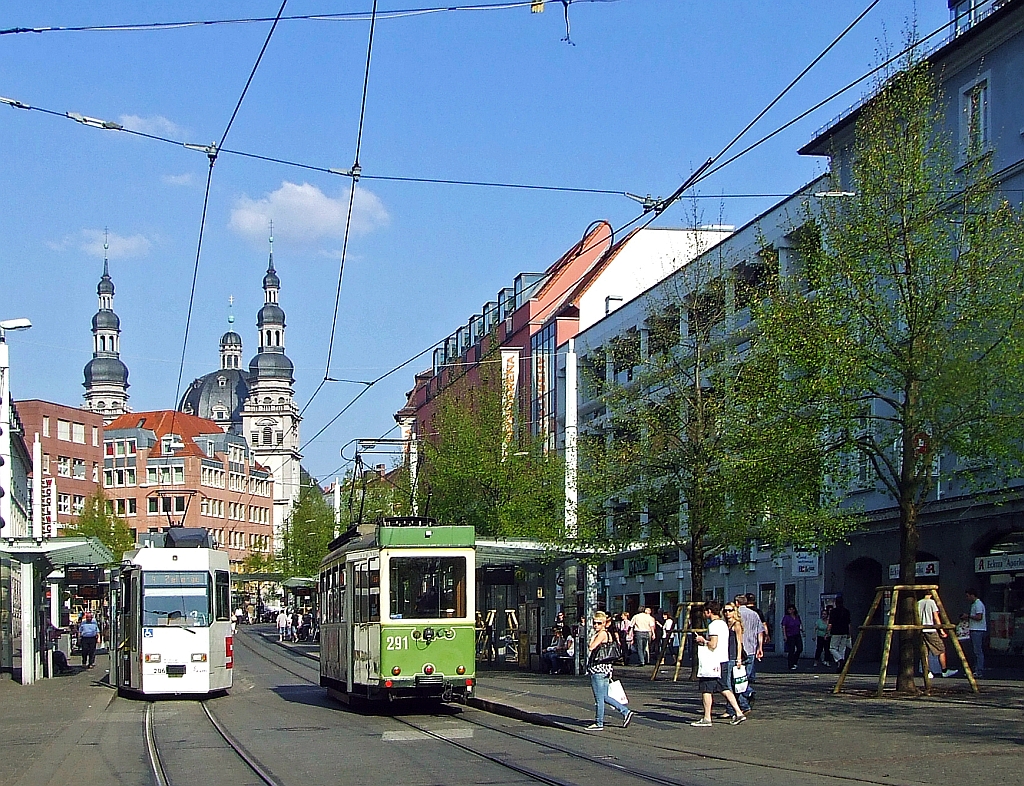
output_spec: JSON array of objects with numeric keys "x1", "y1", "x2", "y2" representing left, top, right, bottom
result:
[
  {"x1": 590, "y1": 672, "x2": 629, "y2": 727},
  {"x1": 634, "y1": 632, "x2": 650, "y2": 665},
  {"x1": 970, "y1": 631, "x2": 985, "y2": 675},
  {"x1": 743, "y1": 655, "x2": 757, "y2": 701}
]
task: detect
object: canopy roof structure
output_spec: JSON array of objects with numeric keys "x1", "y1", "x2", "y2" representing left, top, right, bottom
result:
[{"x1": 0, "y1": 536, "x2": 114, "y2": 572}]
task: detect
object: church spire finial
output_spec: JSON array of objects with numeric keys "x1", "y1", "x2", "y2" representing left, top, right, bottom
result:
[
  {"x1": 268, "y1": 221, "x2": 275, "y2": 271},
  {"x1": 228, "y1": 294, "x2": 235, "y2": 326},
  {"x1": 103, "y1": 227, "x2": 109, "y2": 276}
]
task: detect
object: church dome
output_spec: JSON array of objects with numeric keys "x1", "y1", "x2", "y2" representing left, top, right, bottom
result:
[
  {"x1": 84, "y1": 356, "x2": 129, "y2": 386},
  {"x1": 92, "y1": 310, "x2": 120, "y2": 331},
  {"x1": 263, "y1": 266, "x2": 280, "y2": 289},
  {"x1": 220, "y1": 330, "x2": 243, "y2": 348},
  {"x1": 257, "y1": 302, "x2": 285, "y2": 328},
  {"x1": 97, "y1": 273, "x2": 115, "y2": 296},
  {"x1": 249, "y1": 351, "x2": 294, "y2": 380},
  {"x1": 178, "y1": 368, "x2": 250, "y2": 426}
]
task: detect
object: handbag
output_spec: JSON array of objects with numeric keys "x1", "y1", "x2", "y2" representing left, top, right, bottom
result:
[
  {"x1": 732, "y1": 663, "x2": 749, "y2": 694},
  {"x1": 592, "y1": 634, "x2": 622, "y2": 665},
  {"x1": 608, "y1": 678, "x2": 629, "y2": 705}
]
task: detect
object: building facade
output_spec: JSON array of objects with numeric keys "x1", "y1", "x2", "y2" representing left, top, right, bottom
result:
[
  {"x1": 797, "y1": 0, "x2": 1024, "y2": 656},
  {"x1": 103, "y1": 410, "x2": 274, "y2": 570},
  {"x1": 557, "y1": 180, "x2": 828, "y2": 652},
  {"x1": 15, "y1": 400, "x2": 104, "y2": 530}
]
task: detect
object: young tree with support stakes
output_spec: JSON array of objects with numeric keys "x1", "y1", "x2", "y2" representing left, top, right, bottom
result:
[
  {"x1": 749, "y1": 61, "x2": 1024, "y2": 694},
  {"x1": 278, "y1": 476, "x2": 336, "y2": 579}
]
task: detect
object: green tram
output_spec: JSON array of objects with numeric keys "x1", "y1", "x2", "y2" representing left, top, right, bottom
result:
[{"x1": 318, "y1": 517, "x2": 476, "y2": 704}]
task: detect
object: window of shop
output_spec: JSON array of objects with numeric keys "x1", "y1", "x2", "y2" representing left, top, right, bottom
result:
[{"x1": 975, "y1": 532, "x2": 1024, "y2": 653}]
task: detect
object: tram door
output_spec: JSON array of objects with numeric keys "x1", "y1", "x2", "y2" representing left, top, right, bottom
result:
[{"x1": 116, "y1": 568, "x2": 142, "y2": 690}]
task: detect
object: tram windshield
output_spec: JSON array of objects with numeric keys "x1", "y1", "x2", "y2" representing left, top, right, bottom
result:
[
  {"x1": 142, "y1": 571, "x2": 211, "y2": 627},
  {"x1": 390, "y1": 557, "x2": 467, "y2": 619}
]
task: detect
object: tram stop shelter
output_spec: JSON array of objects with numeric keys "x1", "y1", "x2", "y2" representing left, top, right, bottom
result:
[
  {"x1": 282, "y1": 576, "x2": 316, "y2": 614},
  {"x1": 475, "y1": 538, "x2": 596, "y2": 673},
  {"x1": 0, "y1": 536, "x2": 114, "y2": 684}
]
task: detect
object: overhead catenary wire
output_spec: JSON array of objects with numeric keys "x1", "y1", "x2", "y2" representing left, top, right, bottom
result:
[
  {"x1": 302, "y1": 0, "x2": 381, "y2": 419},
  {"x1": 169, "y1": 1, "x2": 289, "y2": 419},
  {"x1": 0, "y1": 1, "x2": 627, "y2": 36},
  {"x1": 296, "y1": 0, "x2": 887, "y2": 452}
]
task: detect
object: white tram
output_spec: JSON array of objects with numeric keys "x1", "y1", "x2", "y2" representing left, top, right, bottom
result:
[{"x1": 112, "y1": 530, "x2": 234, "y2": 696}]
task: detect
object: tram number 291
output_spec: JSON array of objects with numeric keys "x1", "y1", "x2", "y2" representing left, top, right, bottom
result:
[{"x1": 386, "y1": 636, "x2": 409, "y2": 651}]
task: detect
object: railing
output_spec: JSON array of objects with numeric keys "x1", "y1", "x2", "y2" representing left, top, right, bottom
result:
[{"x1": 808, "y1": 0, "x2": 1009, "y2": 144}]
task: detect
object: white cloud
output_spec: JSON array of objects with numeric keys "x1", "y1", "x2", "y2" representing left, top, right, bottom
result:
[
  {"x1": 163, "y1": 172, "x2": 195, "y2": 186},
  {"x1": 118, "y1": 114, "x2": 185, "y2": 138},
  {"x1": 80, "y1": 229, "x2": 152, "y2": 259},
  {"x1": 229, "y1": 181, "x2": 390, "y2": 244}
]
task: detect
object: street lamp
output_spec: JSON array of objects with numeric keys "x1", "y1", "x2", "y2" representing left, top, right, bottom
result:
[{"x1": 1, "y1": 317, "x2": 32, "y2": 535}]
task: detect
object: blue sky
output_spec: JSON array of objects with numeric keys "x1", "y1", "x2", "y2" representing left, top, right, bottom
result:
[{"x1": 0, "y1": 1, "x2": 950, "y2": 481}]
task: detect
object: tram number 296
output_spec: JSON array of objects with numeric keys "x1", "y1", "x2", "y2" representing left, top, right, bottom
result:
[{"x1": 386, "y1": 636, "x2": 409, "y2": 651}]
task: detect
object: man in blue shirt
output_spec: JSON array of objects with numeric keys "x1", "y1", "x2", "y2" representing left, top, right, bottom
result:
[{"x1": 78, "y1": 611, "x2": 100, "y2": 669}]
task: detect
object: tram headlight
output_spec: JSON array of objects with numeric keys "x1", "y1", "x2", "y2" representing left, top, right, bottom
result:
[
  {"x1": 423, "y1": 664, "x2": 434, "y2": 675},
  {"x1": 392, "y1": 666, "x2": 401, "y2": 676},
  {"x1": 191, "y1": 653, "x2": 208, "y2": 662},
  {"x1": 144, "y1": 653, "x2": 161, "y2": 663},
  {"x1": 456, "y1": 665, "x2": 466, "y2": 675}
]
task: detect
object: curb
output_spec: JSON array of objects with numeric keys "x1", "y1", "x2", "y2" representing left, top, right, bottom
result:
[{"x1": 466, "y1": 695, "x2": 580, "y2": 733}]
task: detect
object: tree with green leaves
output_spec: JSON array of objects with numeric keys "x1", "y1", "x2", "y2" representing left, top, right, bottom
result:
[
  {"x1": 749, "y1": 61, "x2": 1024, "y2": 693},
  {"x1": 578, "y1": 236, "x2": 842, "y2": 605},
  {"x1": 419, "y1": 363, "x2": 564, "y2": 541},
  {"x1": 278, "y1": 475, "x2": 336, "y2": 579},
  {"x1": 64, "y1": 488, "x2": 135, "y2": 560}
]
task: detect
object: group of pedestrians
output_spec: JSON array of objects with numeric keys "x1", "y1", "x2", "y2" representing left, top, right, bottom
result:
[
  {"x1": 276, "y1": 608, "x2": 316, "y2": 642},
  {"x1": 614, "y1": 607, "x2": 677, "y2": 667}
]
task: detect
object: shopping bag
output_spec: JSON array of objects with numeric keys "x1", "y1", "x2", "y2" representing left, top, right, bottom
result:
[
  {"x1": 608, "y1": 678, "x2": 629, "y2": 705},
  {"x1": 732, "y1": 663, "x2": 748, "y2": 694}
]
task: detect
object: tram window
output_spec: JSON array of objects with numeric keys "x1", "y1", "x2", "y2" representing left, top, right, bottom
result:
[
  {"x1": 142, "y1": 571, "x2": 212, "y2": 627},
  {"x1": 215, "y1": 571, "x2": 231, "y2": 621},
  {"x1": 369, "y1": 558, "x2": 380, "y2": 622},
  {"x1": 389, "y1": 557, "x2": 467, "y2": 620}
]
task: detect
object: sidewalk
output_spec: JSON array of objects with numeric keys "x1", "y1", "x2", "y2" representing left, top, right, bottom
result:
[
  {"x1": 469, "y1": 661, "x2": 1024, "y2": 786},
  {"x1": 0, "y1": 656, "x2": 116, "y2": 786}
]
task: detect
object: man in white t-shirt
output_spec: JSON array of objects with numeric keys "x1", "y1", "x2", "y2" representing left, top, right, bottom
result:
[
  {"x1": 965, "y1": 589, "x2": 986, "y2": 678},
  {"x1": 691, "y1": 600, "x2": 746, "y2": 727},
  {"x1": 918, "y1": 590, "x2": 956, "y2": 678},
  {"x1": 277, "y1": 609, "x2": 290, "y2": 642}
]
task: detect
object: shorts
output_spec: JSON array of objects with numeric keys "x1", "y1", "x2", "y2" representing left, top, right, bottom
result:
[
  {"x1": 922, "y1": 631, "x2": 945, "y2": 657},
  {"x1": 698, "y1": 677, "x2": 726, "y2": 694}
]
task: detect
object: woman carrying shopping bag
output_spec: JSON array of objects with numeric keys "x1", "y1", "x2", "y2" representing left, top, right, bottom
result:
[{"x1": 586, "y1": 612, "x2": 635, "y2": 731}]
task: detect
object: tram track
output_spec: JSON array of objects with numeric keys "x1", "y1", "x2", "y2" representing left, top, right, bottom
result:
[
  {"x1": 236, "y1": 628, "x2": 919, "y2": 786},
  {"x1": 145, "y1": 698, "x2": 281, "y2": 786}
]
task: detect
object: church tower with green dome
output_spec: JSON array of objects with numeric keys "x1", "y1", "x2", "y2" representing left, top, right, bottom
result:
[
  {"x1": 240, "y1": 234, "x2": 302, "y2": 549},
  {"x1": 83, "y1": 247, "x2": 130, "y2": 423}
]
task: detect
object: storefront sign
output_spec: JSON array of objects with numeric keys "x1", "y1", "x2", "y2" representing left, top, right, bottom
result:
[
  {"x1": 793, "y1": 551, "x2": 819, "y2": 577},
  {"x1": 887, "y1": 561, "x2": 939, "y2": 580},
  {"x1": 974, "y1": 553, "x2": 1024, "y2": 574},
  {"x1": 626, "y1": 556, "x2": 657, "y2": 577}
]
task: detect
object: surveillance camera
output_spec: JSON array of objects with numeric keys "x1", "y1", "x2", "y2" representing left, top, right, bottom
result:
[{"x1": 0, "y1": 318, "x2": 31, "y2": 331}]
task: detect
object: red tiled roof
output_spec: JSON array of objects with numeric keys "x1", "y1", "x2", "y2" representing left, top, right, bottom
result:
[{"x1": 106, "y1": 410, "x2": 225, "y2": 457}]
